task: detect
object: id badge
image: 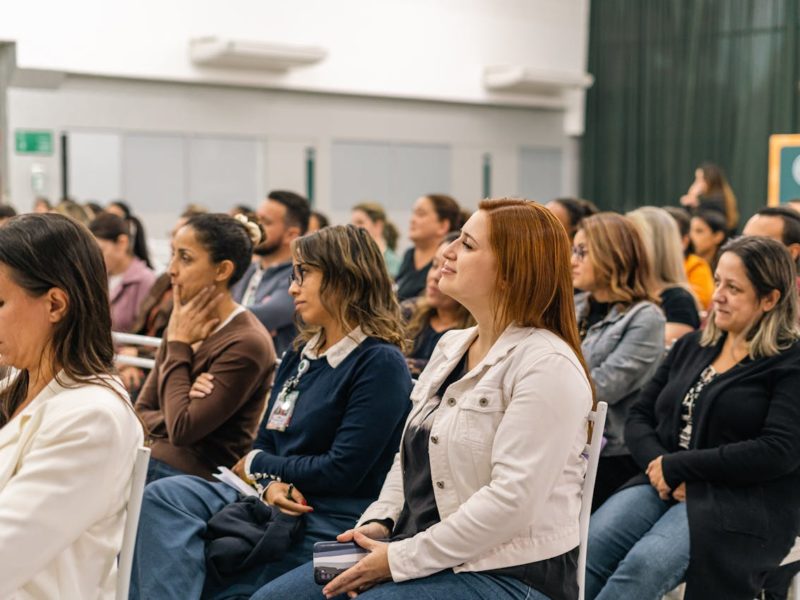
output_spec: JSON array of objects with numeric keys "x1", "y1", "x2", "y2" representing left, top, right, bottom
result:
[{"x1": 266, "y1": 388, "x2": 299, "y2": 431}]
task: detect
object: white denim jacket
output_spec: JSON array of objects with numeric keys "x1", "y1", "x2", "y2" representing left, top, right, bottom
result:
[{"x1": 358, "y1": 324, "x2": 592, "y2": 582}]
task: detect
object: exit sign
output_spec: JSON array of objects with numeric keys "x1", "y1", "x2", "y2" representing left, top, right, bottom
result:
[{"x1": 15, "y1": 130, "x2": 54, "y2": 155}]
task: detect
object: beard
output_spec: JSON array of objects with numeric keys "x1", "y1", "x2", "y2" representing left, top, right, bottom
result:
[{"x1": 253, "y1": 238, "x2": 281, "y2": 257}]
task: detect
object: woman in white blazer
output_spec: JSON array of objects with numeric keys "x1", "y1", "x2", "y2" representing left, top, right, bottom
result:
[
  {"x1": 0, "y1": 214, "x2": 143, "y2": 600},
  {"x1": 252, "y1": 199, "x2": 594, "y2": 600}
]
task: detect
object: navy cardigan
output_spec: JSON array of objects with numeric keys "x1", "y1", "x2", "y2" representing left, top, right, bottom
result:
[
  {"x1": 250, "y1": 337, "x2": 412, "y2": 500},
  {"x1": 625, "y1": 331, "x2": 800, "y2": 599}
]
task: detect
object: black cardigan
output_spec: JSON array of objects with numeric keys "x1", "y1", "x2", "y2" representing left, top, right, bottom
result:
[{"x1": 625, "y1": 331, "x2": 800, "y2": 600}]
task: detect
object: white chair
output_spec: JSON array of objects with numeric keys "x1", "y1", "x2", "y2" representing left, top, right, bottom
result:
[
  {"x1": 578, "y1": 401, "x2": 608, "y2": 600},
  {"x1": 116, "y1": 446, "x2": 151, "y2": 600}
]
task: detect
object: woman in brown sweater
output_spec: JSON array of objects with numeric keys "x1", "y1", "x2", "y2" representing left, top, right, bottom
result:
[{"x1": 135, "y1": 213, "x2": 276, "y2": 481}]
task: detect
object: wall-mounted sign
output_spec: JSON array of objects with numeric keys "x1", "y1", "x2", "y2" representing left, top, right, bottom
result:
[
  {"x1": 15, "y1": 130, "x2": 54, "y2": 155},
  {"x1": 768, "y1": 134, "x2": 800, "y2": 205}
]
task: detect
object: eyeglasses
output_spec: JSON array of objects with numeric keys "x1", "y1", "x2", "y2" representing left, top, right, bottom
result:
[
  {"x1": 289, "y1": 263, "x2": 308, "y2": 287},
  {"x1": 571, "y1": 245, "x2": 588, "y2": 261}
]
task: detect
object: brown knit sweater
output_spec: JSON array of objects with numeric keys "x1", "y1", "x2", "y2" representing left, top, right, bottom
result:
[{"x1": 135, "y1": 309, "x2": 276, "y2": 479}]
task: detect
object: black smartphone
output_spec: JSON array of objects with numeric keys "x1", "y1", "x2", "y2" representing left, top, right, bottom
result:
[{"x1": 312, "y1": 541, "x2": 371, "y2": 585}]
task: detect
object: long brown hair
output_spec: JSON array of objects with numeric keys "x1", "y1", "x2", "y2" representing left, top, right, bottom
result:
[
  {"x1": 352, "y1": 202, "x2": 400, "y2": 251},
  {"x1": 700, "y1": 162, "x2": 739, "y2": 231},
  {"x1": 292, "y1": 225, "x2": 404, "y2": 350},
  {"x1": 0, "y1": 214, "x2": 122, "y2": 426},
  {"x1": 579, "y1": 213, "x2": 659, "y2": 307},
  {"x1": 480, "y1": 199, "x2": 593, "y2": 399}
]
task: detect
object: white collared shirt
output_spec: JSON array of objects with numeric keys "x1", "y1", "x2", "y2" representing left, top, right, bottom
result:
[{"x1": 302, "y1": 327, "x2": 368, "y2": 368}]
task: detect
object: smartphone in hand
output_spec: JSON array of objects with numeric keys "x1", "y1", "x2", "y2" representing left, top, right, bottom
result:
[{"x1": 312, "y1": 541, "x2": 371, "y2": 585}]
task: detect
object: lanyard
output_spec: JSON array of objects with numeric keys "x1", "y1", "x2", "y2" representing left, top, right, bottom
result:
[{"x1": 265, "y1": 358, "x2": 310, "y2": 432}]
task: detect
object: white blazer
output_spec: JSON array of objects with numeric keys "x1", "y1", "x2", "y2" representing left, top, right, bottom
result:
[
  {"x1": 358, "y1": 325, "x2": 593, "y2": 582},
  {"x1": 0, "y1": 373, "x2": 143, "y2": 599}
]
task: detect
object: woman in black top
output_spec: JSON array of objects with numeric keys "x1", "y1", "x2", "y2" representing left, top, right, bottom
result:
[
  {"x1": 402, "y1": 233, "x2": 474, "y2": 376},
  {"x1": 395, "y1": 194, "x2": 462, "y2": 301},
  {"x1": 586, "y1": 236, "x2": 800, "y2": 600},
  {"x1": 627, "y1": 207, "x2": 700, "y2": 346}
]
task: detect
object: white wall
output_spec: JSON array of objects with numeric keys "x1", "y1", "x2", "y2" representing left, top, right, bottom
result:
[
  {"x1": 2, "y1": 0, "x2": 589, "y2": 107},
  {"x1": 7, "y1": 76, "x2": 574, "y2": 260}
]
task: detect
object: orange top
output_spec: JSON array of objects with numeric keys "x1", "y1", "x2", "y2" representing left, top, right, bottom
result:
[{"x1": 685, "y1": 254, "x2": 714, "y2": 310}]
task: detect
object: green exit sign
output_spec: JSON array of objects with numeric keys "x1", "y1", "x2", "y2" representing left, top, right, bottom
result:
[{"x1": 15, "y1": 130, "x2": 54, "y2": 155}]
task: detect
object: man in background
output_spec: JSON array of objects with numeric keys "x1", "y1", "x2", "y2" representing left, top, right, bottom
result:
[{"x1": 232, "y1": 190, "x2": 310, "y2": 356}]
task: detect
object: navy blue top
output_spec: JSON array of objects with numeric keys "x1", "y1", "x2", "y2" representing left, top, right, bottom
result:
[{"x1": 250, "y1": 336, "x2": 412, "y2": 499}]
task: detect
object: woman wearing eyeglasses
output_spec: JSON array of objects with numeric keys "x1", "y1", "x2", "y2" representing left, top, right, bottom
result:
[
  {"x1": 571, "y1": 213, "x2": 665, "y2": 511},
  {"x1": 130, "y1": 225, "x2": 412, "y2": 600}
]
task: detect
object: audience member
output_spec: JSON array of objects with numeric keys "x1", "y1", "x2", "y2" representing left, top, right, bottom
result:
[
  {"x1": 85, "y1": 201, "x2": 104, "y2": 218},
  {"x1": 402, "y1": 232, "x2": 474, "y2": 376},
  {"x1": 117, "y1": 206, "x2": 209, "y2": 395},
  {"x1": 627, "y1": 207, "x2": 700, "y2": 345},
  {"x1": 664, "y1": 206, "x2": 714, "y2": 311},
  {"x1": 32, "y1": 196, "x2": 51, "y2": 214},
  {"x1": 106, "y1": 200, "x2": 153, "y2": 268},
  {"x1": 308, "y1": 210, "x2": 330, "y2": 233},
  {"x1": 232, "y1": 190, "x2": 310, "y2": 356},
  {"x1": 546, "y1": 197, "x2": 600, "y2": 241},
  {"x1": 395, "y1": 194, "x2": 462, "y2": 300},
  {"x1": 89, "y1": 212, "x2": 157, "y2": 333},
  {"x1": 689, "y1": 210, "x2": 727, "y2": 272},
  {"x1": 253, "y1": 199, "x2": 593, "y2": 600},
  {"x1": 680, "y1": 162, "x2": 739, "y2": 233},
  {"x1": 54, "y1": 198, "x2": 93, "y2": 225},
  {"x1": 0, "y1": 204, "x2": 17, "y2": 226},
  {"x1": 135, "y1": 213, "x2": 275, "y2": 482},
  {"x1": 587, "y1": 236, "x2": 800, "y2": 600},
  {"x1": 130, "y1": 224, "x2": 412, "y2": 599},
  {"x1": 742, "y1": 206, "x2": 800, "y2": 263},
  {"x1": 352, "y1": 201, "x2": 402, "y2": 277},
  {"x1": 572, "y1": 212, "x2": 665, "y2": 510},
  {"x1": 0, "y1": 214, "x2": 143, "y2": 598}
]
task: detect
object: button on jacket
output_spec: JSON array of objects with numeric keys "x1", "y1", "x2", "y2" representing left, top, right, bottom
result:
[{"x1": 358, "y1": 324, "x2": 593, "y2": 582}]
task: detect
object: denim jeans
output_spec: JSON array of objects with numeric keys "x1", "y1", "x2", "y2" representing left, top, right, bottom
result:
[
  {"x1": 251, "y1": 561, "x2": 550, "y2": 600},
  {"x1": 145, "y1": 457, "x2": 187, "y2": 484},
  {"x1": 128, "y1": 474, "x2": 371, "y2": 600},
  {"x1": 585, "y1": 484, "x2": 689, "y2": 600}
]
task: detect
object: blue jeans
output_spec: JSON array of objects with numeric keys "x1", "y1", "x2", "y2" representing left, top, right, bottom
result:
[
  {"x1": 129, "y1": 474, "x2": 371, "y2": 600},
  {"x1": 251, "y1": 562, "x2": 549, "y2": 600},
  {"x1": 145, "y1": 457, "x2": 187, "y2": 484},
  {"x1": 585, "y1": 484, "x2": 689, "y2": 600}
]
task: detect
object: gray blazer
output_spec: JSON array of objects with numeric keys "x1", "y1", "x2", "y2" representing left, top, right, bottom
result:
[{"x1": 575, "y1": 292, "x2": 665, "y2": 456}]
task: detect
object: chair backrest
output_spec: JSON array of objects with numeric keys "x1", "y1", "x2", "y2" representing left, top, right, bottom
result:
[
  {"x1": 116, "y1": 446, "x2": 151, "y2": 600},
  {"x1": 577, "y1": 401, "x2": 608, "y2": 600}
]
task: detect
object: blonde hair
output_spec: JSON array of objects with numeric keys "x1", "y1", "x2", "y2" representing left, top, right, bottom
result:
[
  {"x1": 701, "y1": 237, "x2": 800, "y2": 358},
  {"x1": 579, "y1": 213, "x2": 659, "y2": 307},
  {"x1": 627, "y1": 207, "x2": 699, "y2": 306},
  {"x1": 292, "y1": 225, "x2": 404, "y2": 350}
]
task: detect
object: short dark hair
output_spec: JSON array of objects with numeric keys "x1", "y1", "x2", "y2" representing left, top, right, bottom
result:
[
  {"x1": 426, "y1": 194, "x2": 463, "y2": 232},
  {"x1": 267, "y1": 190, "x2": 310, "y2": 235},
  {"x1": 0, "y1": 205, "x2": 17, "y2": 219},
  {"x1": 693, "y1": 209, "x2": 728, "y2": 235},
  {"x1": 89, "y1": 212, "x2": 129, "y2": 243},
  {"x1": 185, "y1": 213, "x2": 258, "y2": 287},
  {"x1": 0, "y1": 214, "x2": 118, "y2": 424},
  {"x1": 551, "y1": 197, "x2": 599, "y2": 230},
  {"x1": 755, "y1": 206, "x2": 800, "y2": 247}
]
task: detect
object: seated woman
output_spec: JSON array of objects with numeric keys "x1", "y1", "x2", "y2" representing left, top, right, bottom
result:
[
  {"x1": 587, "y1": 236, "x2": 800, "y2": 600},
  {"x1": 134, "y1": 213, "x2": 276, "y2": 482},
  {"x1": 679, "y1": 162, "x2": 739, "y2": 234},
  {"x1": 351, "y1": 202, "x2": 402, "y2": 278},
  {"x1": 252, "y1": 199, "x2": 593, "y2": 600},
  {"x1": 689, "y1": 209, "x2": 728, "y2": 272},
  {"x1": 402, "y1": 232, "x2": 474, "y2": 376},
  {"x1": 90, "y1": 212, "x2": 157, "y2": 333},
  {"x1": 130, "y1": 225, "x2": 413, "y2": 600},
  {"x1": 664, "y1": 206, "x2": 714, "y2": 312},
  {"x1": 0, "y1": 214, "x2": 143, "y2": 598},
  {"x1": 545, "y1": 196, "x2": 599, "y2": 242},
  {"x1": 572, "y1": 213, "x2": 665, "y2": 510},
  {"x1": 627, "y1": 207, "x2": 701, "y2": 346}
]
